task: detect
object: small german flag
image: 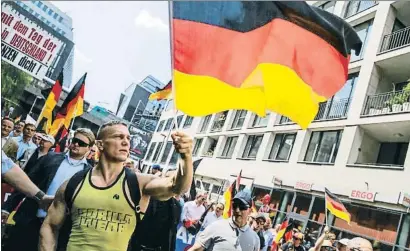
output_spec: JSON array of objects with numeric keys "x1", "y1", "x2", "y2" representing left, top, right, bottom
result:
[
  {"x1": 325, "y1": 188, "x2": 351, "y2": 224},
  {"x1": 271, "y1": 218, "x2": 293, "y2": 251},
  {"x1": 223, "y1": 170, "x2": 242, "y2": 219},
  {"x1": 149, "y1": 80, "x2": 172, "y2": 101}
]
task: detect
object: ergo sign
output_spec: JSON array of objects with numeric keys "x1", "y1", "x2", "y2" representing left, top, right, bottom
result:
[
  {"x1": 294, "y1": 181, "x2": 313, "y2": 191},
  {"x1": 350, "y1": 190, "x2": 376, "y2": 202}
]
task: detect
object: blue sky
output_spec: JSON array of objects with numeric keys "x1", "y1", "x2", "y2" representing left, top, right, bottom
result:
[{"x1": 52, "y1": 1, "x2": 171, "y2": 112}]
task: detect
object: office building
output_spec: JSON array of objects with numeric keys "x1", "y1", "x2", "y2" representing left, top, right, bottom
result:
[
  {"x1": 144, "y1": 2, "x2": 410, "y2": 250},
  {"x1": 15, "y1": 1, "x2": 75, "y2": 87}
]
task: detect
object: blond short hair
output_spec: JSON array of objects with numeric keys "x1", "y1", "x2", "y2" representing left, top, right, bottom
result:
[{"x1": 74, "y1": 128, "x2": 95, "y2": 146}]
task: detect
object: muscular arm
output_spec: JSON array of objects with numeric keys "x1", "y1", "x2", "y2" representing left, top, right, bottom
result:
[
  {"x1": 188, "y1": 243, "x2": 204, "y2": 251},
  {"x1": 3, "y1": 164, "x2": 41, "y2": 198},
  {"x1": 39, "y1": 181, "x2": 68, "y2": 251}
]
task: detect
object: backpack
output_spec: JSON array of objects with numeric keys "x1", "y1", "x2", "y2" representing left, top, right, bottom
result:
[{"x1": 64, "y1": 167, "x2": 141, "y2": 249}]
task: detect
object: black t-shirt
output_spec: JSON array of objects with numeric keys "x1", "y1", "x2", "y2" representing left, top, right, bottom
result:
[{"x1": 282, "y1": 243, "x2": 306, "y2": 251}]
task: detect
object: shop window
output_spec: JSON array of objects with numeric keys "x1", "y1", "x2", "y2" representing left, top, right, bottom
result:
[
  {"x1": 310, "y1": 197, "x2": 326, "y2": 223},
  {"x1": 306, "y1": 221, "x2": 325, "y2": 248},
  {"x1": 330, "y1": 228, "x2": 394, "y2": 251},
  {"x1": 253, "y1": 187, "x2": 271, "y2": 207},
  {"x1": 333, "y1": 204, "x2": 400, "y2": 244},
  {"x1": 292, "y1": 193, "x2": 312, "y2": 216}
]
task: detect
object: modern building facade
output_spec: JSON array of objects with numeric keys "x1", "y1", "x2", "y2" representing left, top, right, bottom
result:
[
  {"x1": 116, "y1": 75, "x2": 165, "y2": 123},
  {"x1": 143, "y1": 2, "x2": 410, "y2": 251},
  {"x1": 14, "y1": 0, "x2": 75, "y2": 87}
]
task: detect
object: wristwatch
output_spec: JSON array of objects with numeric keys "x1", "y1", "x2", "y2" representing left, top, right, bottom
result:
[{"x1": 33, "y1": 191, "x2": 45, "y2": 202}]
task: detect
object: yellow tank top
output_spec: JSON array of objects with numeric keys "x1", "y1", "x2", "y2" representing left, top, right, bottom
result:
[{"x1": 67, "y1": 168, "x2": 137, "y2": 251}]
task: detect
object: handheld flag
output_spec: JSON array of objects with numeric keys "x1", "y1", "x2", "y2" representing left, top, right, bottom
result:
[
  {"x1": 49, "y1": 73, "x2": 87, "y2": 136},
  {"x1": 14, "y1": 115, "x2": 21, "y2": 123},
  {"x1": 325, "y1": 188, "x2": 351, "y2": 224},
  {"x1": 149, "y1": 80, "x2": 172, "y2": 101},
  {"x1": 223, "y1": 170, "x2": 242, "y2": 219},
  {"x1": 271, "y1": 218, "x2": 293, "y2": 251},
  {"x1": 37, "y1": 71, "x2": 63, "y2": 132},
  {"x1": 172, "y1": 1, "x2": 362, "y2": 129}
]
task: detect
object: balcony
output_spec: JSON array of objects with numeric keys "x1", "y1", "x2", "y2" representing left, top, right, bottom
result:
[
  {"x1": 347, "y1": 122, "x2": 410, "y2": 169},
  {"x1": 210, "y1": 111, "x2": 228, "y2": 132},
  {"x1": 362, "y1": 85, "x2": 410, "y2": 117},
  {"x1": 201, "y1": 136, "x2": 219, "y2": 158},
  {"x1": 344, "y1": 1, "x2": 378, "y2": 18},
  {"x1": 277, "y1": 98, "x2": 351, "y2": 125},
  {"x1": 380, "y1": 27, "x2": 410, "y2": 53}
]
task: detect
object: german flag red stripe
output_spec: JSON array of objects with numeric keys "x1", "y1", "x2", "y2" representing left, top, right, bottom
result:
[
  {"x1": 325, "y1": 188, "x2": 351, "y2": 223},
  {"x1": 172, "y1": 1, "x2": 362, "y2": 129}
]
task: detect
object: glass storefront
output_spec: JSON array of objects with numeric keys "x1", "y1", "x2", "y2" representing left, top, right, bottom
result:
[{"x1": 251, "y1": 187, "x2": 410, "y2": 251}]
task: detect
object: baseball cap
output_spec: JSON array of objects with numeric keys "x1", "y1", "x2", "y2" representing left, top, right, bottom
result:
[
  {"x1": 152, "y1": 164, "x2": 161, "y2": 170},
  {"x1": 322, "y1": 240, "x2": 334, "y2": 248},
  {"x1": 233, "y1": 190, "x2": 252, "y2": 207},
  {"x1": 256, "y1": 213, "x2": 266, "y2": 222},
  {"x1": 348, "y1": 237, "x2": 373, "y2": 251},
  {"x1": 338, "y1": 239, "x2": 350, "y2": 246},
  {"x1": 40, "y1": 134, "x2": 55, "y2": 145}
]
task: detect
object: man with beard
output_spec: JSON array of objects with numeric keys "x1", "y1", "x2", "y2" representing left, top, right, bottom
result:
[
  {"x1": 189, "y1": 190, "x2": 260, "y2": 251},
  {"x1": 39, "y1": 120, "x2": 193, "y2": 251}
]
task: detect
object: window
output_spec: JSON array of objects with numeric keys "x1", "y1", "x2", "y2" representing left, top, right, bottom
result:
[
  {"x1": 48, "y1": 9, "x2": 53, "y2": 16},
  {"x1": 58, "y1": 16, "x2": 63, "y2": 22},
  {"x1": 61, "y1": 31, "x2": 66, "y2": 36},
  {"x1": 46, "y1": 20, "x2": 51, "y2": 26},
  {"x1": 242, "y1": 135, "x2": 263, "y2": 159},
  {"x1": 176, "y1": 115, "x2": 183, "y2": 127},
  {"x1": 29, "y1": 9, "x2": 34, "y2": 14},
  {"x1": 351, "y1": 20, "x2": 373, "y2": 62},
  {"x1": 51, "y1": 24, "x2": 56, "y2": 29},
  {"x1": 251, "y1": 113, "x2": 270, "y2": 128},
  {"x1": 231, "y1": 110, "x2": 247, "y2": 129},
  {"x1": 56, "y1": 28, "x2": 61, "y2": 33},
  {"x1": 156, "y1": 120, "x2": 165, "y2": 132},
  {"x1": 53, "y1": 13, "x2": 58, "y2": 19},
  {"x1": 377, "y1": 143, "x2": 408, "y2": 166},
  {"x1": 36, "y1": 1, "x2": 43, "y2": 8},
  {"x1": 220, "y1": 136, "x2": 238, "y2": 158},
  {"x1": 199, "y1": 115, "x2": 212, "y2": 133},
  {"x1": 146, "y1": 142, "x2": 157, "y2": 160},
  {"x1": 169, "y1": 148, "x2": 179, "y2": 166},
  {"x1": 160, "y1": 142, "x2": 173, "y2": 164},
  {"x1": 193, "y1": 138, "x2": 203, "y2": 156},
  {"x1": 41, "y1": 17, "x2": 46, "y2": 22},
  {"x1": 211, "y1": 184, "x2": 222, "y2": 194},
  {"x1": 304, "y1": 130, "x2": 343, "y2": 164},
  {"x1": 35, "y1": 13, "x2": 40, "y2": 18},
  {"x1": 318, "y1": 1, "x2": 335, "y2": 13},
  {"x1": 183, "y1": 116, "x2": 193, "y2": 128},
  {"x1": 42, "y1": 5, "x2": 48, "y2": 12},
  {"x1": 268, "y1": 133, "x2": 296, "y2": 161},
  {"x1": 164, "y1": 118, "x2": 173, "y2": 131},
  {"x1": 152, "y1": 142, "x2": 163, "y2": 162}
]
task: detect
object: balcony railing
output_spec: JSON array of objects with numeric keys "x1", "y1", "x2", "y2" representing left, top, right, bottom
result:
[
  {"x1": 362, "y1": 90, "x2": 410, "y2": 116},
  {"x1": 278, "y1": 98, "x2": 351, "y2": 124},
  {"x1": 344, "y1": 1, "x2": 378, "y2": 18},
  {"x1": 380, "y1": 26, "x2": 410, "y2": 53}
]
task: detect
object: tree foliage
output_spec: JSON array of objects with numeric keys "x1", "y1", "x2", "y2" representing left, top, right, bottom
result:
[{"x1": 1, "y1": 61, "x2": 33, "y2": 110}]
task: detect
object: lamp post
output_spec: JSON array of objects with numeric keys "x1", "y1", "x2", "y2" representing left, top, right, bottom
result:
[{"x1": 28, "y1": 96, "x2": 43, "y2": 117}]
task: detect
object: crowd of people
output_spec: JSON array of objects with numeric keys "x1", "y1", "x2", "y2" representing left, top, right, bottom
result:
[{"x1": 1, "y1": 115, "x2": 375, "y2": 251}]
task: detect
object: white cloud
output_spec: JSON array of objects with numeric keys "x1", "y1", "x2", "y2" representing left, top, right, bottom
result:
[{"x1": 134, "y1": 10, "x2": 168, "y2": 32}]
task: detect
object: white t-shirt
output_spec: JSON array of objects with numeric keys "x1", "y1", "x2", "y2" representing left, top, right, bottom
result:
[
  {"x1": 182, "y1": 200, "x2": 205, "y2": 221},
  {"x1": 202, "y1": 211, "x2": 223, "y2": 229}
]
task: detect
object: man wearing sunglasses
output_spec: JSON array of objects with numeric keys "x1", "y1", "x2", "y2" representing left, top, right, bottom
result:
[
  {"x1": 189, "y1": 190, "x2": 260, "y2": 251},
  {"x1": 2, "y1": 128, "x2": 95, "y2": 251},
  {"x1": 39, "y1": 120, "x2": 194, "y2": 251},
  {"x1": 280, "y1": 232, "x2": 306, "y2": 251}
]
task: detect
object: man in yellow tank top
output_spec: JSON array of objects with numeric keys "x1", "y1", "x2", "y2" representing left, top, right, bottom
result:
[{"x1": 38, "y1": 120, "x2": 194, "y2": 251}]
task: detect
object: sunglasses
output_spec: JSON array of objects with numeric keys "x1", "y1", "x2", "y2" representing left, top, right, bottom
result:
[
  {"x1": 322, "y1": 247, "x2": 336, "y2": 251},
  {"x1": 232, "y1": 202, "x2": 249, "y2": 211},
  {"x1": 72, "y1": 138, "x2": 89, "y2": 147},
  {"x1": 216, "y1": 207, "x2": 223, "y2": 211},
  {"x1": 293, "y1": 237, "x2": 302, "y2": 241}
]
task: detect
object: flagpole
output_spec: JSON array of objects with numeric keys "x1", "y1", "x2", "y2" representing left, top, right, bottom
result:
[
  {"x1": 167, "y1": 0, "x2": 185, "y2": 176},
  {"x1": 324, "y1": 190, "x2": 328, "y2": 227}
]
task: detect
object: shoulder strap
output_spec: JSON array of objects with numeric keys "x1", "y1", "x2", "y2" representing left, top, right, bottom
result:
[
  {"x1": 125, "y1": 168, "x2": 141, "y2": 212},
  {"x1": 65, "y1": 168, "x2": 90, "y2": 212}
]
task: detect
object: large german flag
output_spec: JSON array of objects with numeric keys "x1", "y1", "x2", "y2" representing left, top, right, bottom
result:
[
  {"x1": 37, "y1": 71, "x2": 63, "y2": 132},
  {"x1": 325, "y1": 188, "x2": 351, "y2": 224},
  {"x1": 149, "y1": 80, "x2": 172, "y2": 101},
  {"x1": 49, "y1": 73, "x2": 86, "y2": 136},
  {"x1": 172, "y1": 2, "x2": 362, "y2": 128}
]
